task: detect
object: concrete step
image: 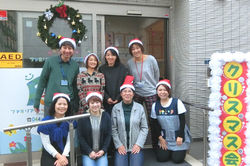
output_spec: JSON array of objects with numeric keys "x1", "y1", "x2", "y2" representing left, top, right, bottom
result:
[{"x1": 0, "y1": 150, "x2": 202, "y2": 166}]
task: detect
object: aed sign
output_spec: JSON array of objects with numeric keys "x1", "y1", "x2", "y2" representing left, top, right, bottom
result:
[{"x1": 0, "y1": 52, "x2": 23, "y2": 68}]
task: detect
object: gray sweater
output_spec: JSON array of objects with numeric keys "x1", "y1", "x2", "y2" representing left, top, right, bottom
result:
[
  {"x1": 127, "y1": 55, "x2": 159, "y2": 96},
  {"x1": 111, "y1": 101, "x2": 148, "y2": 152}
]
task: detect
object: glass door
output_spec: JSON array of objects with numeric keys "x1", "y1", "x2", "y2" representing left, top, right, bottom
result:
[{"x1": 105, "y1": 16, "x2": 168, "y2": 78}]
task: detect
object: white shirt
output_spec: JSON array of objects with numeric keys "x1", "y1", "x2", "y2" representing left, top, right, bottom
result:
[
  {"x1": 40, "y1": 132, "x2": 70, "y2": 157},
  {"x1": 151, "y1": 98, "x2": 187, "y2": 119}
]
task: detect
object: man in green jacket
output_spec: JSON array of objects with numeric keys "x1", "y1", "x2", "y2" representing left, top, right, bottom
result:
[{"x1": 34, "y1": 37, "x2": 79, "y2": 116}]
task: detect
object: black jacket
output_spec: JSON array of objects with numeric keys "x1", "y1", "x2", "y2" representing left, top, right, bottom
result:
[
  {"x1": 99, "y1": 63, "x2": 128, "y2": 102},
  {"x1": 77, "y1": 111, "x2": 112, "y2": 155}
]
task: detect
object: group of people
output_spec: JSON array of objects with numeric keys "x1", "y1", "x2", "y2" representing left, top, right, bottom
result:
[{"x1": 35, "y1": 37, "x2": 191, "y2": 166}]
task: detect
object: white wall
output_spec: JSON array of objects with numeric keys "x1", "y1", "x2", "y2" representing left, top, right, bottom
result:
[{"x1": 172, "y1": 0, "x2": 250, "y2": 138}]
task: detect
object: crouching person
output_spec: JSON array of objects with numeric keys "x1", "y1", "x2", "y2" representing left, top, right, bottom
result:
[{"x1": 151, "y1": 79, "x2": 191, "y2": 163}]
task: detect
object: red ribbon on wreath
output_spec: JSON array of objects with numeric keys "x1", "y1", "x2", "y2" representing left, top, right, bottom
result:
[{"x1": 56, "y1": 5, "x2": 67, "y2": 18}]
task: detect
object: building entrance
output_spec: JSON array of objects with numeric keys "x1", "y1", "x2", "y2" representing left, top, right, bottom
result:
[{"x1": 105, "y1": 16, "x2": 168, "y2": 79}]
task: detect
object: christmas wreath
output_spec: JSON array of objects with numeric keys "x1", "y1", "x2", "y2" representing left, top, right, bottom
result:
[{"x1": 37, "y1": 2, "x2": 86, "y2": 49}]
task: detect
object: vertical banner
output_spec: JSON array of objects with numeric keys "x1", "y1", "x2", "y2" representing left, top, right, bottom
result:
[
  {"x1": 0, "y1": 69, "x2": 44, "y2": 154},
  {"x1": 208, "y1": 53, "x2": 250, "y2": 166}
]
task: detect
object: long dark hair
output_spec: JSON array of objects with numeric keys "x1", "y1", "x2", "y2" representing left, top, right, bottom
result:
[
  {"x1": 48, "y1": 97, "x2": 72, "y2": 116},
  {"x1": 104, "y1": 49, "x2": 120, "y2": 67}
]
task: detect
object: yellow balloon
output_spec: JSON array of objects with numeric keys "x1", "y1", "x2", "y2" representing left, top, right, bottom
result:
[
  {"x1": 223, "y1": 116, "x2": 242, "y2": 133},
  {"x1": 223, "y1": 80, "x2": 243, "y2": 97},
  {"x1": 223, "y1": 134, "x2": 242, "y2": 151},
  {"x1": 222, "y1": 151, "x2": 241, "y2": 166},
  {"x1": 223, "y1": 98, "x2": 242, "y2": 115},
  {"x1": 224, "y1": 62, "x2": 243, "y2": 79}
]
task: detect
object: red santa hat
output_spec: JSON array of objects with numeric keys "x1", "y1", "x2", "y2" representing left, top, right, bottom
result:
[
  {"x1": 85, "y1": 91, "x2": 103, "y2": 103},
  {"x1": 59, "y1": 37, "x2": 76, "y2": 49},
  {"x1": 104, "y1": 46, "x2": 119, "y2": 56},
  {"x1": 120, "y1": 75, "x2": 135, "y2": 91},
  {"x1": 128, "y1": 38, "x2": 143, "y2": 48},
  {"x1": 84, "y1": 53, "x2": 99, "y2": 65},
  {"x1": 52, "y1": 93, "x2": 70, "y2": 102},
  {"x1": 156, "y1": 79, "x2": 171, "y2": 89}
]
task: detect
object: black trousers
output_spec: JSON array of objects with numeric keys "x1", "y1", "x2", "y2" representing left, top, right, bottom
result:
[{"x1": 155, "y1": 147, "x2": 186, "y2": 163}]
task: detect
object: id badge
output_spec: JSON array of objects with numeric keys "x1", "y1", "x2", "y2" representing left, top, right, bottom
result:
[
  {"x1": 61, "y1": 80, "x2": 68, "y2": 86},
  {"x1": 137, "y1": 81, "x2": 144, "y2": 88}
]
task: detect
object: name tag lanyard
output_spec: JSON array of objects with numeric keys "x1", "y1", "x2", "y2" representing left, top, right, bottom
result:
[
  {"x1": 134, "y1": 55, "x2": 143, "y2": 82},
  {"x1": 60, "y1": 64, "x2": 68, "y2": 85}
]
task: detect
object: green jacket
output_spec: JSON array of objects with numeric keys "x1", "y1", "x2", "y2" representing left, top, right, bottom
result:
[{"x1": 34, "y1": 55, "x2": 79, "y2": 112}]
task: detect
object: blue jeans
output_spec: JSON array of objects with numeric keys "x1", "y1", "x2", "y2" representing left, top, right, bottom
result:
[
  {"x1": 82, "y1": 153, "x2": 108, "y2": 166},
  {"x1": 114, "y1": 150, "x2": 144, "y2": 166}
]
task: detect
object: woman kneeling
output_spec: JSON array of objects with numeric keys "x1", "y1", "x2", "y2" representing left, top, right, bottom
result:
[{"x1": 151, "y1": 79, "x2": 191, "y2": 163}]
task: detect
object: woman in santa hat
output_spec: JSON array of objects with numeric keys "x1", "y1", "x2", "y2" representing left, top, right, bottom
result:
[
  {"x1": 77, "y1": 91, "x2": 111, "y2": 166},
  {"x1": 111, "y1": 75, "x2": 148, "y2": 166},
  {"x1": 127, "y1": 38, "x2": 160, "y2": 148},
  {"x1": 99, "y1": 46, "x2": 128, "y2": 114},
  {"x1": 77, "y1": 53, "x2": 105, "y2": 114},
  {"x1": 37, "y1": 93, "x2": 74, "y2": 166},
  {"x1": 151, "y1": 79, "x2": 191, "y2": 163},
  {"x1": 99, "y1": 46, "x2": 128, "y2": 159}
]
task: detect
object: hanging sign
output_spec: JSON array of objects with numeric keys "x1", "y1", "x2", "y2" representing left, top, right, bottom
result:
[
  {"x1": 0, "y1": 52, "x2": 23, "y2": 68},
  {"x1": 0, "y1": 10, "x2": 7, "y2": 21},
  {"x1": 208, "y1": 52, "x2": 250, "y2": 166}
]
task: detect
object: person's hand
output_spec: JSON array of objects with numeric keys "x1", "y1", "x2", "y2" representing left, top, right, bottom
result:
[
  {"x1": 159, "y1": 136, "x2": 167, "y2": 150},
  {"x1": 89, "y1": 151, "x2": 97, "y2": 159},
  {"x1": 54, "y1": 159, "x2": 63, "y2": 166},
  {"x1": 113, "y1": 100, "x2": 118, "y2": 104},
  {"x1": 54, "y1": 158, "x2": 68, "y2": 166},
  {"x1": 131, "y1": 144, "x2": 141, "y2": 154},
  {"x1": 176, "y1": 137, "x2": 183, "y2": 146},
  {"x1": 96, "y1": 150, "x2": 104, "y2": 158},
  {"x1": 107, "y1": 98, "x2": 114, "y2": 104},
  {"x1": 55, "y1": 154, "x2": 68, "y2": 166},
  {"x1": 117, "y1": 145, "x2": 127, "y2": 155},
  {"x1": 34, "y1": 107, "x2": 40, "y2": 113},
  {"x1": 61, "y1": 155, "x2": 68, "y2": 165}
]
